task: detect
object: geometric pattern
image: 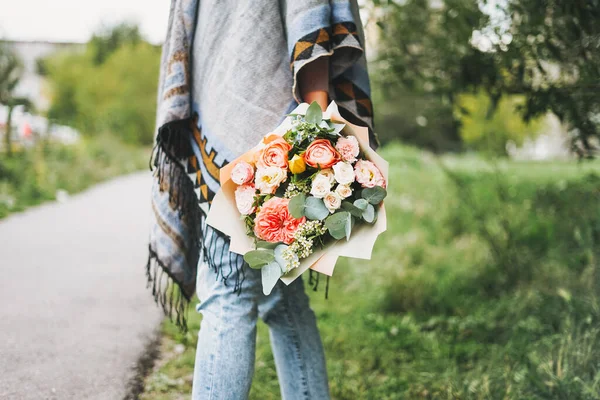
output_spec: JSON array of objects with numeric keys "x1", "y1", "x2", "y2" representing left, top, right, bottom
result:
[
  {"x1": 290, "y1": 22, "x2": 360, "y2": 73},
  {"x1": 290, "y1": 21, "x2": 375, "y2": 144},
  {"x1": 332, "y1": 75, "x2": 374, "y2": 127}
]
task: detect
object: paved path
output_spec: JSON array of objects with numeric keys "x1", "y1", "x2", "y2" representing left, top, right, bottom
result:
[{"x1": 0, "y1": 173, "x2": 164, "y2": 400}]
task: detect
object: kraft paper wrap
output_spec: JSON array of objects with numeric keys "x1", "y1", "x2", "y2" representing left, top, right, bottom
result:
[{"x1": 206, "y1": 101, "x2": 388, "y2": 285}]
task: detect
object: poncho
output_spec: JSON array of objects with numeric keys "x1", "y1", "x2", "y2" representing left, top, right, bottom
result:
[{"x1": 147, "y1": 0, "x2": 376, "y2": 330}]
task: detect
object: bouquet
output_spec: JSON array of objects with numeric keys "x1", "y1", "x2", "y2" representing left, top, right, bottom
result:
[{"x1": 206, "y1": 101, "x2": 388, "y2": 294}]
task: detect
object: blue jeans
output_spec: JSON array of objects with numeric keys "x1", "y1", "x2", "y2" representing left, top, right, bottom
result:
[{"x1": 192, "y1": 228, "x2": 330, "y2": 400}]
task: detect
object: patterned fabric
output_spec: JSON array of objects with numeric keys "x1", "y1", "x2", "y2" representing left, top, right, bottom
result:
[
  {"x1": 285, "y1": 0, "x2": 378, "y2": 148},
  {"x1": 147, "y1": 0, "x2": 200, "y2": 331},
  {"x1": 147, "y1": 0, "x2": 376, "y2": 331}
]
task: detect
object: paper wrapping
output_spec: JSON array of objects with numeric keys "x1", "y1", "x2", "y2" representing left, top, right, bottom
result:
[{"x1": 206, "y1": 101, "x2": 388, "y2": 285}]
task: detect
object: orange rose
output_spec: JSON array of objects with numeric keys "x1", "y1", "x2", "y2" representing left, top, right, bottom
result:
[
  {"x1": 253, "y1": 197, "x2": 305, "y2": 244},
  {"x1": 303, "y1": 139, "x2": 341, "y2": 169},
  {"x1": 256, "y1": 137, "x2": 292, "y2": 169}
]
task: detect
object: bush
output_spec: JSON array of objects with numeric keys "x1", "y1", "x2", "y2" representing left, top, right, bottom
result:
[
  {"x1": 0, "y1": 136, "x2": 150, "y2": 218},
  {"x1": 45, "y1": 25, "x2": 160, "y2": 146}
]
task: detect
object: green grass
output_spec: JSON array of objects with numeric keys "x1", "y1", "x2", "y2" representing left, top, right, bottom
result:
[
  {"x1": 141, "y1": 144, "x2": 600, "y2": 400},
  {"x1": 0, "y1": 134, "x2": 150, "y2": 218}
]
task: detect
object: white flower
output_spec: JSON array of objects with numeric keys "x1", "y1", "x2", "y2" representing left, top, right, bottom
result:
[
  {"x1": 335, "y1": 184, "x2": 353, "y2": 199},
  {"x1": 255, "y1": 166, "x2": 287, "y2": 194},
  {"x1": 317, "y1": 168, "x2": 335, "y2": 185},
  {"x1": 234, "y1": 184, "x2": 256, "y2": 215},
  {"x1": 332, "y1": 161, "x2": 355, "y2": 185},
  {"x1": 310, "y1": 174, "x2": 331, "y2": 198},
  {"x1": 323, "y1": 192, "x2": 342, "y2": 213}
]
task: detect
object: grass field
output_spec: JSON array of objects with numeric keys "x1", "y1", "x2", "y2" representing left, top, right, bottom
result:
[
  {"x1": 0, "y1": 135, "x2": 150, "y2": 219},
  {"x1": 142, "y1": 143, "x2": 600, "y2": 400}
]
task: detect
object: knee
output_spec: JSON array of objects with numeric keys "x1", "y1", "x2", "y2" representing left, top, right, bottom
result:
[{"x1": 259, "y1": 278, "x2": 313, "y2": 324}]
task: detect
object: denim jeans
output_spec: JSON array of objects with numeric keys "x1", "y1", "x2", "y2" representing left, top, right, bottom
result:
[{"x1": 192, "y1": 228, "x2": 330, "y2": 400}]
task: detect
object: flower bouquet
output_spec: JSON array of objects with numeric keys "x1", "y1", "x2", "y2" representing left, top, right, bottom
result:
[{"x1": 206, "y1": 101, "x2": 388, "y2": 294}]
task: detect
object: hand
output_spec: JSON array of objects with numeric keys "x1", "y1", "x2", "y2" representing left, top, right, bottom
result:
[{"x1": 298, "y1": 56, "x2": 330, "y2": 111}]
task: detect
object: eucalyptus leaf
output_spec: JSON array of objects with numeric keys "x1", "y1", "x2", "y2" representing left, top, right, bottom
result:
[
  {"x1": 304, "y1": 197, "x2": 330, "y2": 220},
  {"x1": 288, "y1": 193, "x2": 307, "y2": 218},
  {"x1": 256, "y1": 240, "x2": 280, "y2": 250},
  {"x1": 243, "y1": 249, "x2": 275, "y2": 269},
  {"x1": 261, "y1": 261, "x2": 283, "y2": 295},
  {"x1": 361, "y1": 186, "x2": 388, "y2": 205},
  {"x1": 362, "y1": 203, "x2": 376, "y2": 223},
  {"x1": 325, "y1": 211, "x2": 352, "y2": 240},
  {"x1": 305, "y1": 101, "x2": 323, "y2": 124},
  {"x1": 274, "y1": 244, "x2": 289, "y2": 270},
  {"x1": 341, "y1": 201, "x2": 363, "y2": 218},
  {"x1": 353, "y1": 198, "x2": 369, "y2": 210}
]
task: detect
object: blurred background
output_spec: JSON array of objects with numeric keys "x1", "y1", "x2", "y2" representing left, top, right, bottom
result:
[{"x1": 1, "y1": 0, "x2": 599, "y2": 399}]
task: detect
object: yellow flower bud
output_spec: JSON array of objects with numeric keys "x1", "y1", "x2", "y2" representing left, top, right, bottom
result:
[{"x1": 289, "y1": 154, "x2": 306, "y2": 174}]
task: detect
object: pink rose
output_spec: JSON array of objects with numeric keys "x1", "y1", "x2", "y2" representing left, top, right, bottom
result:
[
  {"x1": 235, "y1": 184, "x2": 256, "y2": 215},
  {"x1": 303, "y1": 139, "x2": 341, "y2": 169},
  {"x1": 335, "y1": 136, "x2": 360, "y2": 163},
  {"x1": 231, "y1": 161, "x2": 254, "y2": 185},
  {"x1": 256, "y1": 137, "x2": 292, "y2": 169},
  {"x1": 354, "y1": 160, "x2": 386, "y2": 188},
  {"x1": 253, "y1": 197, "x2": 305, "y2": 244}
]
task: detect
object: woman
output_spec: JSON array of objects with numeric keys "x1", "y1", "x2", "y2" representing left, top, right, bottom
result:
[{"x1": 147, "y1": 1, "x2": 376, "y2": 398}]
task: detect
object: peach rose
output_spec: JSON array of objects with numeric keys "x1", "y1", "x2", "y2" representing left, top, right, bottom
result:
[
  {"x1": 253, "y1": 197, "x2": 306, "y2": 244},
  {"x1": 231, "y1": 161, "x2": 254, "y2": 185},
  {"x1": 354, "y1": 160, "x2": 386, "y2": 188},
  {"x1": 256, "y1": 137, "x2": 292, "y2": 169},
  {"x1": 235, "y1": 184, "x2": 256, "y2": 215},
  {"x1": 303, "y1": 139, "x2": 341, "y2": 169},
  {"x1": 335, "y1": 136, "x2": 360, "y2": 163}
]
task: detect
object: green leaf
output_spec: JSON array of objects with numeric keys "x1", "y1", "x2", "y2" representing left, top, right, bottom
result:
[
  {"x1": 274, "y1": 244, "x2": 290, "y2": 269},
  {"x1": 261, "y1": 261, "x2": 283, "y2": 295},
  {"x1": 243, "y1": 249, "x2": 275, "y2": 269},
  {"x1": 341, "y1": 201, "x2": 363, "y2": 218},
  {"x1": 288, "y1": 193, "x2": 307, "y2": 218},
  {"x1": 305, "y1": 101, "x2": 323, "y2": 125},
  {"x1": 325, "y1": 211, "x2": 352, "y2": 241},
  {"x1": 304, "y1": 197, "x2": 330, "y2": 220},
  {"x1": 361, "y1": 186, "x2": 388, "y2": 205},
  {"x1": 353, "y1": 199, "x2": 369, "y2": 210},
  {"x1": 362, "y1": 203, "x2": 376, "y2": 223},
  {"x1": 256, "y1": 240, "x2": 280, "y2": 250}
]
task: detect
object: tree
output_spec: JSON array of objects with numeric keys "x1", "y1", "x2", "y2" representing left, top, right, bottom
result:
[
  {"x1": 370, "y1": 0, "x2": 495, "y2": 151},
  {"x1": 493, "y1": 0, "x2": 600, "y2": 158},
  {"x1": 371, "y1": 0, "x2": 600, "y2": 157},
  {"x1": 45, "y1": 24, "x2": 160, "y2": 145},
  {"x1": 0, "y1": 43, "x2": 31, "y2": 156},
  {"x1": 89, "y1": 23, "x2": 142, "y2": 66}
]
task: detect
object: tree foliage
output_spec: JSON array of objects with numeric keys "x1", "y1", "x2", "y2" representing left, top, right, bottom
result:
[
  {"x1": 495, "y1": 0, "x2": 600, "y2": 158},
  {"x1": 0, "y1": 42, "x2": 32, "y2": 155},
  {"x1": 45, "y1": 24, "x2": 160, "y2": 145},
  {"x1": 372, "y1": 0, "x2": 600, "y2": 157}
]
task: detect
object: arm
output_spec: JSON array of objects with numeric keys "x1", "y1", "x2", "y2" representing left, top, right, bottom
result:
[{"x1": 297, "y1": 56, "x2": 330, "y2": 111}]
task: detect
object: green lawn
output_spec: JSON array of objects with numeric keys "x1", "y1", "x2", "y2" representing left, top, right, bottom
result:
[{"x1": 142, "y1": 144, "x2": 600, "y2": 400}]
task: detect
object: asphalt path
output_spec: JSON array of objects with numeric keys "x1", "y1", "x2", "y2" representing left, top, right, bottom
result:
[{"x1": 0, "y1": 172, "x2": 164, "y2": 400}]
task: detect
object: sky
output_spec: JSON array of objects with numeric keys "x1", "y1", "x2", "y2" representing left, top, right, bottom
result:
[{"x1": 0, "y1": 0, "x2": 170, "y2": 44}]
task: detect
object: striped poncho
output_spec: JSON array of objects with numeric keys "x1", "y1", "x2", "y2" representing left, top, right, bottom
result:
[{"x1": 147, "y1": 0, "x2": 376, "y2": 330}]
